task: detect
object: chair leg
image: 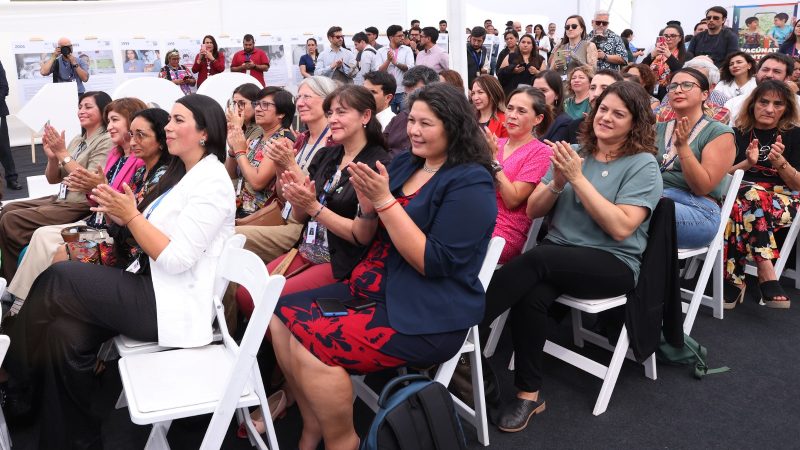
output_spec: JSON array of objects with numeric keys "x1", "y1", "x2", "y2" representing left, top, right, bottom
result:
[
  {"x1": 643, "y1": 353, "x2": 657, "y2": 380},
  {"x1": 712, "y1": 248, "x2": 724, "y2": 320},
  {"x1": 0, "y1": 406, "x2": 10, "y2": 450},
  {"x1": 483, "y1": 310, "x2": 508, "y2": 358},
  {"x1": 592, "y1": 325, "x2": 630, "y2": 416},
  {"x1": 144, "y1": 421, "x2": 172, "y2": 450},
  {"x1": 115, "y1": 390, "x2": 128, "y2": 409},
  {"x1": 467, "y1": 327, "x2": 489, "y2": 446},
  {"x1": 571, "y1": 310, "x2": 584, "y2": 347}
]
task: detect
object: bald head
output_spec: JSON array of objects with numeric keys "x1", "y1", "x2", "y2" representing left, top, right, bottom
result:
[{"x1": 57, "y1": 37, "x2": 72, "y2": 47}]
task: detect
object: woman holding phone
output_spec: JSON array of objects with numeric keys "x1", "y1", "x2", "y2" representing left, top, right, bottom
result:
[
  {"x1": 192, "y1": 35, "x2": 225, "y2": 87},
  {"x1": 642, "y1": 25, "x2": 691, "y2": 100},
  {"x1": 497, "y1": 34, "x2": 546, "y2": 97}
]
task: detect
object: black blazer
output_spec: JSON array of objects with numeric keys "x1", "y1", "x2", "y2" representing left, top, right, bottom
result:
[{"x1": 0, "y1": 60, "x2": 9, "y2": 117}]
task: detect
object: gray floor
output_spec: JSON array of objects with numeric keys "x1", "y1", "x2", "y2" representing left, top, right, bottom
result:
[{"x1": 4, "y1": 146, "x2": 800, "y2": 448}]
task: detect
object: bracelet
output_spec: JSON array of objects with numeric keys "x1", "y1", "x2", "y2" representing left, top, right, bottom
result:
[
  {"x1": 373, "y1": 197, "x2": 395, "y2": 210},
  {"x1": 124, "y1": 212, "x2": 142, "y2": 226},
  {"x1": 311, "y1": 204, "x2": 325, "y2": 219},
  {"x1": 547, "y1": 182, "x2": 565, "y2": 195},
  {"x1": 376, "y1": 199, "x2": 398, "y2": 213},
  {"x1": 356, "y1": 204, "x2": 378, "y2": 220},
  {"x1": 778, "y1": 161, "x2": 789, "y2": 170},
  {"x1": 235, "y1": 153, "x2": 248, "y2": 159}
]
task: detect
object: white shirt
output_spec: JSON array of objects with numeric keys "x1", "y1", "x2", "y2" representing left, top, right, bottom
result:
[
  {"x1": 713, "y1": 77, "x2": 756, "y2": 100},
  {"x1": 148, "y1": 154, "x2": 235, "y2": 347},
  {"x1": 317, "y1": 46, "x2": 356, "y2": 80},
  {"x1": 376, "y1": 107, "x2": 396, "y2": 131},
  {"x1": 352, "y1": 44, "x2": 380, "y2": 85},
  {"x1": 377, "y1": 45, "x2": 415, "y2": 93}
]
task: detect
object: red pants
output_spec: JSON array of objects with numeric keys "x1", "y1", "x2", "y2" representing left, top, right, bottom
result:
[{"x1": 235, "y1": 251, "x2": 336, "y2": 317}]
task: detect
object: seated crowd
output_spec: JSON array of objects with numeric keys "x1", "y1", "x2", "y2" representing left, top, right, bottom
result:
[{"x1": 0, "y1": 7, "x2": 800, "y2": 449}]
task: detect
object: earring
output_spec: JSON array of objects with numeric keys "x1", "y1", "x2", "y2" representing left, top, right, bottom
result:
[
  {"x1": 362, "y1": 123, "x2": 367, "y2": 128},
  {"x1": 199, "y1": 138, "x2": 206, "y2": 146}
]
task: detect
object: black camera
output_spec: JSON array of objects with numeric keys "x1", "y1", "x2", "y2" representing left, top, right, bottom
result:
[{"x1": 60, "y1": 45, "x2": 72, "y2": 57}]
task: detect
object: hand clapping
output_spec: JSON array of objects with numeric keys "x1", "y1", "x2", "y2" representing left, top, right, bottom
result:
[
  {"x1": 348, "y1": 161, "x2": 392, "y2": 205},
  {"x1": 264, "y1": 137, "x2": 297, "y2": 169},
  {"x1": 66, "y1": 165, "x2": 106, "y2": 194},
  {"x1": 545, "y1": 140, "x2": 583, "y2": 185},
  {"x1": 767, "y1": 135, "x2": 786, "y2": 166},
  {"x1": 42, "y1": 123, "x2": 68, "y2": 160},
  {"x1": 90, "y1": 183, "x2": 139, "y2": 226},
  {"x1": 280, "y1": 170, "x2": 318, "y2": 215}
]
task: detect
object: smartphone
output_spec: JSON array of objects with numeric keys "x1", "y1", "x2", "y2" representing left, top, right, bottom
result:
[
  {"x1": 342, "y1": 297, "x2": 376, "y2": 311},
  {"x1": 656, "y1": 36, "x2": 666, "y2": 46},
  {"x1": 316, "y1": 298, "x2": 348, "y2": 317}
]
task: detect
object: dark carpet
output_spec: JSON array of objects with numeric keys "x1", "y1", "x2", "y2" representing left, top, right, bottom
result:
[{"x1": 4, "y1": 145, "x2": 800, "y2": 448}]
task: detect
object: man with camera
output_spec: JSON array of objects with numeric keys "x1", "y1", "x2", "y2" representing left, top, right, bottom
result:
[
  {"x1": 588, "y1": 11, "x2": 627, "y2": 71},
  {"x1": 231, "y1": 34, "x2": 270, "y2": 87},
  {"x1": 39, "y1": 37, "x2": 89, "y2": 95}
]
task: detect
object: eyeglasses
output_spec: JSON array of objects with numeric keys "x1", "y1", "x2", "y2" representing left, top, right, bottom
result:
[
  {"x1": 332, "y1": 35, "x2": 344, "y2": 39},
  {"x1": 252, "y1": 101, "x2": 276, "y2": 110},
  {"x1": 565, "y1": 24, "x2": 580, "y2": 30},
  {"x1": 232, "y1": 100, "x2": 249, "y2": 109},
  {"x1": 662, "y1": 34, "x2": 680, "y2": 39},
  {"x1": 296, "y1": 94, "x2": 320, "y2": 103},
  {"x1": 127, "y1": 130, "x2": 153, "y2": 141},
  {"x1": 666, "y1": 81, "x2": 701, "y2": 93},
  {"x1": 594, "y1": 21, "x2": 609, "y2": 26},
  {"x1": 705, "y1": 15, "x2": 723, "y2": 21}
]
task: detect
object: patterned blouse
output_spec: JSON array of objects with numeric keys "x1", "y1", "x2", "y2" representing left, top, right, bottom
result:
[{"x1": 235, "y1": 127, "x2": 295, "y2": 218}]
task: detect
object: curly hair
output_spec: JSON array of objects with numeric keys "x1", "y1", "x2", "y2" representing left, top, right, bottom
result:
[
  {"x1": 579, "y1": 81, "x2": 657, "y2": 157},
  {"x1": 622, "y1": 64, "x2": 657, "y2": 96},
  {"x1": 719, "y1": 51, "x2": 756, "y2": 84},
  {"x1": 734, "y1": 80, "x2": 800, "y2": 133},
  {"x1": 407, "y1": 83, "x2": 493, "y2": 175}
]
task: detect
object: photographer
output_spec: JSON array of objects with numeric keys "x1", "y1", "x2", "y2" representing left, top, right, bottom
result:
[{"x1": 39, "y1": 37, "x2": 89, "y2": 95}]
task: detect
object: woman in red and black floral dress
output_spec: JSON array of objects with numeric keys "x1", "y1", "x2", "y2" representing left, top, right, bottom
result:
[{"x1": 269, "y1": 83, "x2": 498, "y2": 449}]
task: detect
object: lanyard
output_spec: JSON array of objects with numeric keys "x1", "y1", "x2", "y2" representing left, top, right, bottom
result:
[
  {"x1": 469, "y1": 47, "x2": 484, "y2": 70},
  {"x1": 296, "y1": 127, "x2": 329, "y2": 170},
  {"x1": 660, "y1": 117, "x2": 706, "y2": 172},
  {"x1": 73, "y1": 139, "x2": 88, "y2": 159},
  {"x1": 144, "y1": 188, "x2": 173, "y2": 220},
  {"x1": 106, "y1": 155, "x2": 127, "y2": 184}
]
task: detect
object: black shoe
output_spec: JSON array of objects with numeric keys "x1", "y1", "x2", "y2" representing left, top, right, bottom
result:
[
  {"x1": 496, "y1": 396, "x2": 546, "y2": 433},
  {"x1": 6, "y1": 180, "x2": 22, "y2": 191}
]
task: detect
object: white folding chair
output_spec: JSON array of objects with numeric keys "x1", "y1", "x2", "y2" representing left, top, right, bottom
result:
[
  {"x1": 117, "y1": 246, "x2": 285, "y2": 450},
  {"x1": 679, "y1": 170, "x2": 743, "y2": 333},
  {"x1": 351, "y1": 236, "x2": 506, "y2": 447},
  {"x1": 0, "y1": 334, "x2": 10, "y2": 450},
  {"x1": 742, "y1": 212, "x2": 800, "y2": 289},
  {"x1": 110, "y1": 234, "x2": 246, "y2": 359},
  {"x1": 484, "y1": 217, "x2": 656, "y2": 416}
]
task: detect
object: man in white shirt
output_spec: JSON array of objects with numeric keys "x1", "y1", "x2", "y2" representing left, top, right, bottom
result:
[
  {"x1": 363, "y1": 71, "x2": 396, "y2": 130},
  {"x1": 351, "y1": 32, "x2": 380, "y2": 85},
  {"x1": 725, "y1": 53, "x2": 799, "y2": 124},
  {"x1": 317, "y1": 25, "x2": 356, "y2": 83},
  {"x1": 415, "y1": 27, "x2": 449, "y2": 73},
  {"x1": 378, "y1": 24, "x2": 415, "y2": 113}
]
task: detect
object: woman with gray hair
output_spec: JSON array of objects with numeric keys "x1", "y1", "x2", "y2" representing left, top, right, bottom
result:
[{"x1": 234, "y1": 75, "x2": 339, "y2": 265}]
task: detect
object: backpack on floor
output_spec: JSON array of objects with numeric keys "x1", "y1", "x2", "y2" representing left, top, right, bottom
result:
[
  {"x1": 656, "y1": 332, "x2": 730, "y2": 379},
  {"x1": 361, "y1": 374, "x2": 467, "y2": 450}
]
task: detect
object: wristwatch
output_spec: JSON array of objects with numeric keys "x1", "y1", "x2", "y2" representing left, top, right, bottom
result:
[
  {"x1": 491, "y1": 160, "x2": 503, "y2": 174},
  {"x1": 71, "y1": 63, "x2": 79, "y2": 68},
  {"x1": 61, "y1": 156, "x2": 73, "y2": 166}
]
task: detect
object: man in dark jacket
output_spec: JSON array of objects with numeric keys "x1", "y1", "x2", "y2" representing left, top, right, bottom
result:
[
  {"x1": 687, "y1": 6, "x2": 739, "y2": 67},
  {"x1": 0, "y1": 60, "x2": 21, "y2": 191}
]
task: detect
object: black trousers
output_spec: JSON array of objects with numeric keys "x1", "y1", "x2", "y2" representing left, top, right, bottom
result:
[
  {"x1": 481, "y1": 242, "x2": 634, "y2": 392},
  {"x1": 4, "y1": 261, "x2": 158, "y2": 449},
  {"x1": 0, "y1": 115, "x2": 18, "y2": 184}
]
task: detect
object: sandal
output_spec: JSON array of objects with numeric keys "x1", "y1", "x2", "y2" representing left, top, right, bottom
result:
[
  {"x1": 723, "y1": 281, "x2": 746, "y2": 310},
  {"x1": 759, "y1": 280, "x2": 791, "y2": 309},
  {"x1": 236, "y1": 390, "x2": 287, "y2": 439}
]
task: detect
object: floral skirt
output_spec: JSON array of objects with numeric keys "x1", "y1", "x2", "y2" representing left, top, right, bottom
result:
[{"x1": 723, "y1": 182, "x2": 800, "y2": 285}]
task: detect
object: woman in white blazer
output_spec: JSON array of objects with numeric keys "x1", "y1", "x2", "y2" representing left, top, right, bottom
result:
[{"x1": 2, "y1": 94, "x2": 235, "y2": 448}]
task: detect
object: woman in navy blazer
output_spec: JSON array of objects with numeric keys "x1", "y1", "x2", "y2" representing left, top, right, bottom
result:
[{"x1": 269, "y1": 83, "x2": 497, "y2": 449}]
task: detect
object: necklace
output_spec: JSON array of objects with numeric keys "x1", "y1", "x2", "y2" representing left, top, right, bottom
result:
[{"x1": 422, "y1": 164, "x2": 441, "y2": 173}]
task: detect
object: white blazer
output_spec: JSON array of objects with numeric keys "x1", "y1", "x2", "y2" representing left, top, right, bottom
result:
[{"x1": 146, "y1": 154, "x2": 235, "y2": 348}]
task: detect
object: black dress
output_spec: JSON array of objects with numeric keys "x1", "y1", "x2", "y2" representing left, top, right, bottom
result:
[{"x1": 497, "y1": 52, "x2": 545, "y2": 97}]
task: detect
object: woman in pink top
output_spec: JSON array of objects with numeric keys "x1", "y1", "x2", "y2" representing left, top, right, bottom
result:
[{"x1": 489, "y1": 86, "x2": 554, "y2": 263}]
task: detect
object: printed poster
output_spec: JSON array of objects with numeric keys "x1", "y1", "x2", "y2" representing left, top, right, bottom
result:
[
  {"x1": 732, "y1": 3, "x2": 798, "y2": 60},
  {"x1": 118, "y1": 38, "x2": 162, "y2": 76}
]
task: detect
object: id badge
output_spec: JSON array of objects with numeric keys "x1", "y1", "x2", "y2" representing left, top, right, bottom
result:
[
  {"x1": 305, "y1": 221, "x2": 317, "y2": 244},
  {"x1": 95, "y1": 212, "x2": 105, "y2": 225},
  {"x1": 236, "y1": 178, "x2": 244, "y2": 196},
  {"x1": 281, "y1": 202, "x2": 293, "y2": 220},
  {"x1": 58, "y1": 183, "x2": 68, "y2": 200},
  {"x1": 125, "y1": 258, "x2": 141, "y2": 273}
]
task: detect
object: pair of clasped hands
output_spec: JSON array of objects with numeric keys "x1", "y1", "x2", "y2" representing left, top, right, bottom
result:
[
  {"x1": 483, "y1": 128, "x2": 583, "y2": 189},
  {"x1": 41, "y1": 122, "x2": 107, "y2": 195}
]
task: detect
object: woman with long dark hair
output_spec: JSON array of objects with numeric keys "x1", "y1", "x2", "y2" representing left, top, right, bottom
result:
[
  {"x1": 269, "y1": 83, "x2": 497, "y2": 449},
  {"x1": 483, "y1": 81, "x2": 662, "y2": 433},
  {"x1": 533, "y1": 24, "x2": 551, "y2": 61},
  {"x1": 643, "y1": 25, "x2": 692, "y2": 100},
  {"x1": 498, "y1": 34, "x2": 546, "y2": 97},
  {"x1": 192, "y1": 35, "x2": 225, "y2": 87},
  {"x1": 714, "y1": 51, "x2": 757, "y2": 99},
  {"x1": 1, "y1": 94, "x2": 235, "y2": 447},
  {"x1": 724, "y1": 80, "x2": 800, "y2": 308},
  {"x1": 299, "y1": 37, "x2": 320, "y2": 78},
  {"x1": 778, "y1": 19, "x2": 800, "y2": 57},
  {"x1": 535, "y1": 70, "x2": 573, "y2": 142},
  {"x1": 471, "y1": 74, "x2": 508, "y2": 138}
]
